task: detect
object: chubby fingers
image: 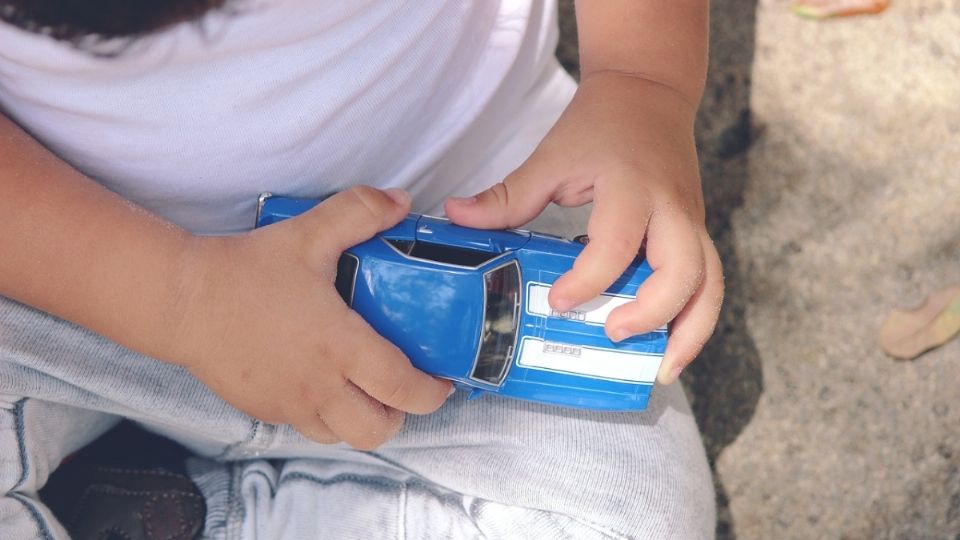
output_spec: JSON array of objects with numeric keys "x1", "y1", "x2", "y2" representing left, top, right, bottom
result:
[
  {"x1": 288, "y1": 360, "x2": 404, "y2": 449},
  {"x1": 315, "y1": 379, "x2": 406, "y2": 451},
  {"x1": 444, "y1": 154, "x2": 560, "y2": 229},
  {"x1": 656, "y1": 235, "x2": 724, "y2": 384},
  {"x1": 548, "y1": 177, "x2": 652, "y2": 314},
  {"x1": 309, "y1": 311, "x2": 450, "y2": 450},
  {"x1": 603, "y1": 209, "x2": 705, "y2": 341},
  {"x1": 289, "y1": 309, "x2": 451, "y2": 450},
  {"x1": 341, "y1": 311, "x2": 454, "y2": 415},
  {"x1": 301, "y1": 185, "x2": 412, "y2": 258}
]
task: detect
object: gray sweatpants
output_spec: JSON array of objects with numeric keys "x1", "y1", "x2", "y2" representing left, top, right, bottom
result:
[{"x1": 0, "y1": 294, "x2": 715, "y2": 539}]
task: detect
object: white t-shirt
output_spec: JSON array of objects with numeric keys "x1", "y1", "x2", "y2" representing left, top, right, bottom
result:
[{"x1": 0, "y1": 0, "x2": 574, "y2": 234}]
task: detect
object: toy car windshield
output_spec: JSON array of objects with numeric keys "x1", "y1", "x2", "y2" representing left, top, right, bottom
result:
[{"x1": 471, "y1": 262, "x2": 521, "y2": 386}]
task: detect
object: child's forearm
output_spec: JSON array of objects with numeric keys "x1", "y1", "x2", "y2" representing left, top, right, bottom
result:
[
  {"x1": 575, "y1": 0, "x2": 709, "y2": 108},
  {"x1": 0, "y1": 112, "x2": 193, "y2": 360}
]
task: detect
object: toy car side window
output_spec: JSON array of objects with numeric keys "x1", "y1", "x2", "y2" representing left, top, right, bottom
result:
[
  {"x1": 471, "y1": 262, "x2": 521, "y2": 386},
  {"x1": 334, "y1": 253, "x2": 359, "y2": 306},
  {"x1": 385, "y1": 239, "x2": 497, "y2": 267}
]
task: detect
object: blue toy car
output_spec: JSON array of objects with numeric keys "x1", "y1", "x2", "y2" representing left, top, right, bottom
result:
[{"x1": 256, "y1": 194, "x2": 667, "y2": 411}]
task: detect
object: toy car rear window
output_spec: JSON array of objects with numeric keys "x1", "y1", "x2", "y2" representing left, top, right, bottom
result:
[
  {"x1": 471, "y1": 262, "x2": 521, "y2": 386},
  {"x1": 334, "y1": 253, "x2": 359, "y2": 306},
  {"x1": 386, "y1": 239, "x2": 497, "y2": 267}
]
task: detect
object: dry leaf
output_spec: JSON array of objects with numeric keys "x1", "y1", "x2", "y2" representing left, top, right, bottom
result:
[
  {"x1": 879, "y1": 285, "x2": 960, "y2": 360},
  {"x1": 793, "y1": 0, "x2": 890, "y2": 19}
]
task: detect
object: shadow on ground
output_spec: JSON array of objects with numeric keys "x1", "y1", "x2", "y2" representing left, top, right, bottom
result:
[{"x1": 556, "y1": 2, "x2": 763, "y2": 537}]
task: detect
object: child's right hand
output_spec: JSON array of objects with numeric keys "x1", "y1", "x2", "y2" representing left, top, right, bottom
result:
[
  {"x1": 0, "y1": 114, "x2": 447, "y2": 449},
  {"x1": 168, "y1": 187, "x2": 452, "y2": 450}
]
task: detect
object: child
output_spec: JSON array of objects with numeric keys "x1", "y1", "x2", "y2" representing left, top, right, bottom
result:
[{"x1": 0, "y1": 0, "x2": 723, "y2": 538}]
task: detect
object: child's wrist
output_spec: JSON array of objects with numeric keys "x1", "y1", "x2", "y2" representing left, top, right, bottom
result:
[
  {"x1": 577, "y1": 69, "x2": 701, "y2": 126},
  {"x1": 146, "y1": 233, "x2": 233, "y2": 367}
]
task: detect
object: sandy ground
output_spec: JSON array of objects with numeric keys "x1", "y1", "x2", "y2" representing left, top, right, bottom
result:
[{"x1": 556, "y1": 1, "x2": 960, "y2": 537}]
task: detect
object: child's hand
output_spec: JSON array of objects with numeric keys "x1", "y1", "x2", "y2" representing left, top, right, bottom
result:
[
  {"x1": 171, "y1": 187, "x2": 452, "y2": 450},
  {"x1": 445, "y1": 72, "x2": 724, "y2": 385}
]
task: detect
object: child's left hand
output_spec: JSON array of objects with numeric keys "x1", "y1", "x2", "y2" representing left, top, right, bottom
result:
[{"x1": 445, "y1": 72, "x2": 724, "y2": 385}]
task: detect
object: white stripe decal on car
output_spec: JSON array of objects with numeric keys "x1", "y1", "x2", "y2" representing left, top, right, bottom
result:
[
  {"x1": 516, "y1": 337, "x2": 662, "y2": 383},
  {"x1": 526, "y1": 283, "x2": 668, "y2": 331}
]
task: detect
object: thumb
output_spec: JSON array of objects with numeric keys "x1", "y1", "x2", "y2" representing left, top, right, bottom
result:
[
  {"x1": 444, "y1": 157, "x2": 559, "y2": 229},
  {"x1": 300, "y1": 185, "x2": 411, "y2": 255}
]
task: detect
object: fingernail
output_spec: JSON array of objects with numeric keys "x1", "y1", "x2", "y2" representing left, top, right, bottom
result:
[
  {"x1": 447, "y1": 385, "x2": 457, "y2": 397},
  {"x1": 385, "y1": 188, "x2": 410, "y2": 206},
  {"x1": 449, "y1": 195, "x2": 477, "y2": 205},
  {"x1": 610, "y1": 328, "x2": 630, "y2": 343},
  {"x1": 553, "y1": 298, "x2": 574, "y2": 313}
]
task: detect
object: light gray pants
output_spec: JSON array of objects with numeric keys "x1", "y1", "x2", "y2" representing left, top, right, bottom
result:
[{"x1": 0, "y1": 292, "x2": 715, "y2": 539}]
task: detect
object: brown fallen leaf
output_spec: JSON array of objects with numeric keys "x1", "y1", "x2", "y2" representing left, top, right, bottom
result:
[
  {"x1": 793, "y1": 0, "x2": 890, "y2": 19},
  {"x1": 879, "y1": 285, "x2": 960, "y2": 360}
]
